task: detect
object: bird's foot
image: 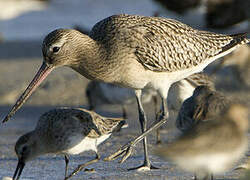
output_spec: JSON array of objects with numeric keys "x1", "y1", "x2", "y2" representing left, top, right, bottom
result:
[
  {"x1": 104, "y1": 142, "x2": 160, "y2": 171},
  {"x1": 84, "y1": 168, "x2": 96, "y2": 173},
  {"x1": 128, "y1": 163, "x2": 159, "y2": 171},
  {"x1": 105, "y1": 115, "x2": 168, "y2": 163},
  {"x1": 156, "y1": 139, "x2": 162, "y2": 145},
  {"x1": 64, "y1": 157, "x2": 99, "y2": 180},
  {"x1": 156, "y1": 109, "x2": 168, "y2": 123},
  {"x1": 64, "y1": 164, "x2": 85, "y2": 180},
  {"x1": 104, "y1": 142, "x2": 135, "y2": 163}
]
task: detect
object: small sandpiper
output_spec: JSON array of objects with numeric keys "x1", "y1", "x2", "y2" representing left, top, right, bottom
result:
[
  {"x1": 156, "y1": 72, "x2": 214, "y2": 143},
  {"x1": 176, "y1": 85, "x2": 232, "y2": 132},
  {"x1": 12, "y1": 108, "x2": 125, "y2": 180},
  {"x1": 155, "y1": 104, "x2": 249, "y2": 180},
  {"x1": 3, "y1": 14, "x2": 249, "y2": 170},
  {"x1": 167, "y1": 73, "x2": 215, "y2": 112}
]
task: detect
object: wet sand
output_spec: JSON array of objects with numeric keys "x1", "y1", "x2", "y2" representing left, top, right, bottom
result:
[{"x1": 0, "y1": 40, "x2": 249, "y2": 180}]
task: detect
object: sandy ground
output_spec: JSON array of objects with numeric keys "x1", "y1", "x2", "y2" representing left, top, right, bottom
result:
[{"x1": 0, "y1": 39, "x2": 250, "y2": 180}]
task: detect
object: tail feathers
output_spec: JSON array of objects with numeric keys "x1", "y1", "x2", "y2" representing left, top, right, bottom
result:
[
  {"x1": 231, "y1": 33, "x2": 249, "y2": 44},
  {"x1": 219, "y1": 33, "x2": 248, "y2": 54},
  {"x1": 112, "y1": 120, "x2": 128, "y2": 132},
  {"x1": 243, "y1": 38, "x2": 249, "y2": 44}
]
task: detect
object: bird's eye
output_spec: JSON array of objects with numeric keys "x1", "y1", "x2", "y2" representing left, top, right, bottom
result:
[{"x1": 52, "y1": 46, "x2": 60, "y2": 53}]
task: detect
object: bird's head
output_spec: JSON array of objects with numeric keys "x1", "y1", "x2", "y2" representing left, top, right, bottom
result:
[
  {"x1": 2, "y1": 29, "x2": 86, "y2": 123},
  {"x1": 13, "y1": 132, "x2": 38, "y2": 180},
  {"x1": 42, "y1": 29, "x2": 84, "y2": 67}
]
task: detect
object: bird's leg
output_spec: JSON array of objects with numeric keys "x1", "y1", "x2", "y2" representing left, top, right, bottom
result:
[
  {"x1": 194, "y1": 174, "x2": 197, "y2": 180},
  {"x1": 64, "y1": 155, "x2": 69, "y2": 178},
  {"x1": 64, "y1": 153, "x2": 100, "y2": 180},
  {"x1": 152, "y1": 95, "x2": 158, "y2": 120},
  {"x1": 126, "y1": 90, "x2": 158, "y2": 170},
  {"x1": 156, "y1": 127, "x2": 162, "y2": 144},
  {"x1": 156, "y1": 95, "x2": 168, "y2": 144},
  {"x1": 121, "y1": 105, "x2": 127, "y2": 119},
  {"x1": 152, "y1": 95, "x2": 162, "y2": 144},
  {"x1": 159, "y1": 95, "x2": 169, "y2": 122},
  {"x1": 156, "y1": 133, "x2": 161, "y2": 144},
  {"x1": 104, "y1": 93, "x2": 169, "y2": 166},
  {"x1": 151, "y1": 95, "x2": 162, "y2": 144},
  {"x1": 155, "y1": 103, "x2": 163, "y2": 144}
]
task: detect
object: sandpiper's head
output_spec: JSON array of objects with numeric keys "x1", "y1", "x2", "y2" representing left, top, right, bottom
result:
[
  {"x1": 193, "y1": 85, "x2": 214, "y2": 99},
  {"x1": 13, "y1": 132, "x2": 38, "y2": 180},
  {"x1": 2, "y1": 29, "x2": 85, "y2": 123}
]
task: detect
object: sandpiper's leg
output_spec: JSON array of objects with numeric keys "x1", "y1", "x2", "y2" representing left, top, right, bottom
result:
[
  {"x1": 64, "y1": 155, "x2": 69, "y2": 178},
  {"x1": 65, "y1": 153, "x2": 100, "y2": 180},
  {"x1": 154, "y1": 98, "x2": 162, "y2": 144},
  {"x1": 151, "y1": 95, "x2": 163, "y2": 144},
  {"x1": 155, "y1": 92, "x2": 168, "y2": 144},
  {"x1": 121, "y1": 105, "x2": 127, "y2": 119},
  {"x1": 210, "y1": 174, "x2": 214, "y2": 180},
  {"x1": 104, "y1": 89, "x2": 169, "y2": 166},
  {"x1": 156, "y1": 127, "x2": 162, "y2": 144},
  {"x1": 150, "y1": 94, "x2": 160, "y2": 144}
]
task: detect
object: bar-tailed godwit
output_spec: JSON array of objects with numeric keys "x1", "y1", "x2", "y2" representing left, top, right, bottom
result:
[{"x1": 3, "y1": 14, "x2": 249, "y2": 170}]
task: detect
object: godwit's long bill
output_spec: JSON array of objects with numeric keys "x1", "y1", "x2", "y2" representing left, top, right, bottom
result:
[
  {"x1": 3, "y1": 62, "x2": 54, "y2": 123},
  {"x1": 2, "y1": 14, "x2": 249, "y2": 170}
]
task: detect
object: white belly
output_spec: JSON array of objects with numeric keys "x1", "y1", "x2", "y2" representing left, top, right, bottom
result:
[
  {"x1": 167, "y1": 79, "x2": 195, "y2": 111},
  {"x1": 63, "y1": 134, "x2": 111, "y2": 155},
  {"x1": 175, "y1": 143, "x2": 247, "y2": 174}
]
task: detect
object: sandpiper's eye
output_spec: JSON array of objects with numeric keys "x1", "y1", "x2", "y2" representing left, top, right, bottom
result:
[{"x1": 52, "y1": 46, "x2": 60, "y2": 53}]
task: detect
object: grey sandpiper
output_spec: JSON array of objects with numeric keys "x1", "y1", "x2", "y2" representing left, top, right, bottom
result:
[
  {"x1": 156, "y1": 72, "x2": 215, "y2": 143},
  {"x1": 3, "y1": 14, "x2": 249, "y2": 170},
  {"x1": 86, "y1": 81, "x2": 157, "y2": 119},
  {"x1": 155, "y1": 104, "x2": 249, "y2": 180},
  {"x1": 12, "y1": 107, "x2": 125, "y2": 180},
  {"x1": 176, "y1": 85, "x2": 232, "y2": 132}
]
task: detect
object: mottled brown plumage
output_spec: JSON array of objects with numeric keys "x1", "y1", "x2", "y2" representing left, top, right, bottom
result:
[
  {"x1": 184, "y1": 72, "x2": 215, "y2": 89},
  {"x1": 90, "y1": 14, "x2": 248, "y2": 73},
  {"x1": 37, "y1": 108, "x2": 125, "y2": 140}
]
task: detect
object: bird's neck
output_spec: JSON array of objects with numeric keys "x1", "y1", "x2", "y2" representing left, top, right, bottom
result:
[{"x1": 70, "y1": 35, "x2": 118, "y2": 83}]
